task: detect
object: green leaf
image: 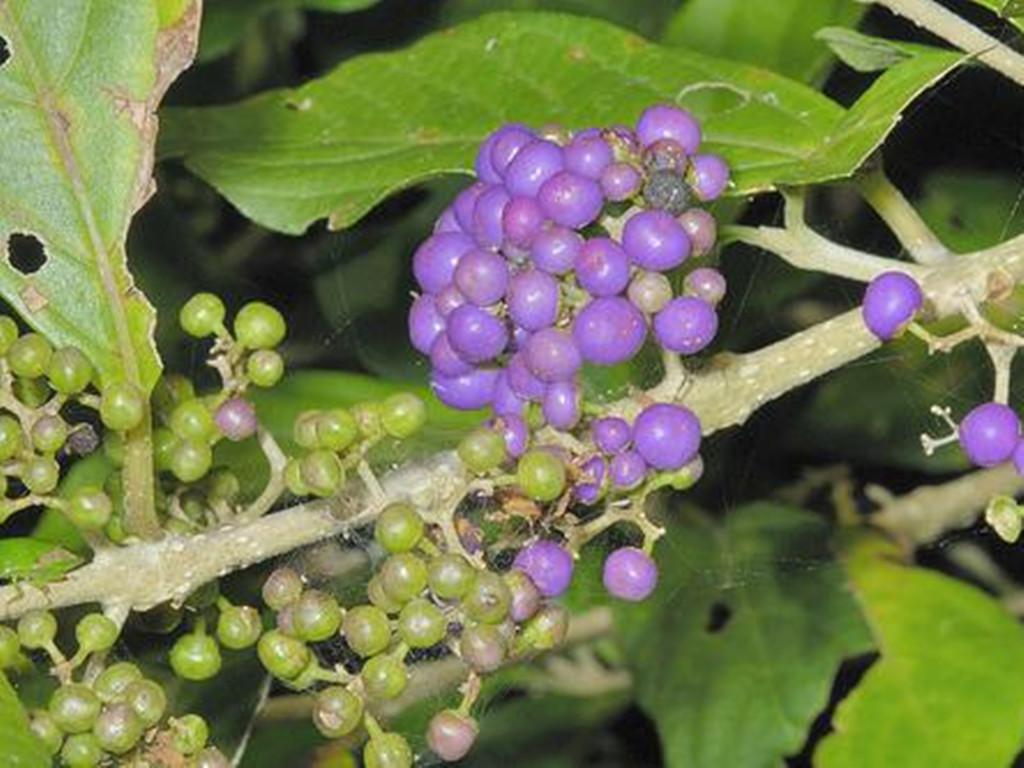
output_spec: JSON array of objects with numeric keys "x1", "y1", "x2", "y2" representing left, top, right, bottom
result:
[
  {"x1": 0, "y1": 538, "x2": 81, "y2": 585},
  {"x1": 917, "y1": 169, "x2": 1024, "y2": 252},
  {"x1": 0, "y1": 672, "x2": 49, "y2": 768},
  {"x1": 815, "y1": 27, "x2": 938, "y2": 72},
  {"x1": 963, "y1": 0, "x2": 1024, "y2": 29},
  {"x1": 160, "y1": 12, "x2": 959, "y2": 235},
  {"x1": 816, "y1": 533, "x2": 1024, "y2": 767},
  {"x1": 438, "y1": 0, "x2": 676, "y2": 39},
  {"x1": 616, "y1": 503, "x2": 872, "y2": 768},
  {"x1": 663, "y1": 0, "x2": 866, "y2": 83},
  {"x1": 0, "y1": 1, "x2": 198, "y2": 391}
]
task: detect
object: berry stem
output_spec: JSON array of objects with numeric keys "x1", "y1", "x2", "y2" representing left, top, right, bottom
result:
[
  {"x1": 987, "y1": 342, "x2": 1017, "y2": 405},
  {"x1": 237, "y1": 426, "x2": 288, "y2": 521}
]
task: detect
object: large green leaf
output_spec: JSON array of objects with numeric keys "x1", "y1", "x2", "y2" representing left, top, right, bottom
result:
[
  {"x1": 0, "y1": 672, "x2": 49, "y2": 768},
  {"x1": 616, "y1": 503, "x2": 872, "y2": 768},
  {"x1": 816, "y1": 533, "x2": 1024, "y2": 767},
  {"x1": 160, "y1": 12, "x2": 959, "y2": 235},
  {"x1": 0, "y1": 1, "x2": 198, "y2": 391},
  {"x1": 663, "y1": 0, "x2": 865, "y2": 83}
]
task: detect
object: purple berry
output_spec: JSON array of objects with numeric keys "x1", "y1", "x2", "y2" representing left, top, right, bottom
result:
[
  {"x1": 430, "y1": 334, "x2": 473, "y2": 377},
  {"x1": 530, "y1": 226, "x2": 582, "y2": 275},
  {"x1": 507, "y1": 270, "x2": 560, "y2": 331},
  {"x1": 689, "y1": 154, "x2": 730, "y2": 200},
  {"x1": 215, "y1": 398, "x2": 257, "y2": 441},
  {"x1": 610, "y1": 450, "x2": 646, "y2": 489},
  {"x1": 502, "y1": 196, "x2": 545, "y2": 248},
  {"x1": 493, "y1": 413, "x2": 529, "y2": 457},
  {"x1": 472, "y1": 184, "x2": 511, "y2": 249},
  {"x1": 572, "y1": 297, "x2": 647, "y2": 365},
  {"x1": 506, "y1": 353, "x2": 547, "y2": 401},
  {"x1": 600, "y1": 162, "x2": 642, "y2": 202},
  {"x1": 431, "y1": 368, "x2": 498, "y2": 411},
  {"x1": 505, "y1": 140, "x2": 564, "y2": 198},
  {"x1": 435, "y1": 206, "x2": 461, "y2": 234},
  {"x1": 959, "y1": 402, "x2": 1021, "y2": 467},
  {"x1": 575, "y1": 238, "x2": 631, "y2": 297},
  {"x1": 542, "y1": 380, "x2": 580, "y2": 430},
  {"x1": 489, "y1": 125, "x2": 535, "y2": 177},
  {"x1": 408, "y1": 295, "x2": 445, "y2": 355},
  {"x1": 525, "y1": 328, "x2": 582, "y2": 383},
  {"x1": 446, "y1": 305, "x2": 508, "y2": 363},
  {"x1": 491, "y1": 371, "x2": 527, "y2": 416},
  {"x1": 603, "y1": 547, "x2": 658, "y2": 601},
  {"x1": 564, "y1": 134, "x2": 613, "y2": 179},
  {"x1": 679, "y1": 209, "x2": 718, "y2": 256},
  {"x1": 636, "y1": 104, "x2": 701, "y2": 154},
  {"x1": 413, "y1": 233, "x2": 474, "y2": 294},
  {"x1": 453, "y1": 183, "x2": 485, "y2": 232},
  {"x1": 575, "y1": 455, "x2": 607, "y2": 504},
  {"x1": 628, "y1": 271, "x2": 674, "y2": 315},
  {"x1": 862, "y1": 271, "x2": 924, "y2": 341},
  {"x1": 427, "y1": 710, "x2": 479, "y2": 763},
  {"x1": 475, "y1": 132, "x2": 503, "y2": 184},
  {"x1": 622, "y1": 210, "x2": 691, "y2": 272},
  {"x1": 537, "y1": 171, "x2": 604, "y2": 229},
  {"x1": 454, "y1": 250, "x2": 508, "y2": 306},
  {"x1": 513, "y1": 540, "x2": 574, "y2": 597},
  {"x1": 592, "y1": 417, "x2": 631, "y2": 454},
  {"x1": 633, "y1": 403, "x2": 702, "y2": 471},
  {"x1": 683, "y1": 267, "x2": 726, "y2": 306},
  {"x1": 435, "y1": 284, "x2": 467, "y2": 317},
  {"x1": 653, "y1": 297, "x2": 718, "y2": 354}
]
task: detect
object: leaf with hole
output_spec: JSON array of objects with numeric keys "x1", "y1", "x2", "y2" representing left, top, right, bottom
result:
[
  {"x1": 615, "y1": 503, "x2": 873, "y2": 768},
  {"x1": 159, "y1": 12, "x2": 959, "y2": 234}
]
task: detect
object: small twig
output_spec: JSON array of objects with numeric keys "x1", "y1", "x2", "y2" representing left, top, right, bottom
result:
[
  {"x1": 857, "y1": 168, "x2": 951, "y2": 264},
  {"x1": 237, "y1": 427, "x2": 289, "y2": 521}
]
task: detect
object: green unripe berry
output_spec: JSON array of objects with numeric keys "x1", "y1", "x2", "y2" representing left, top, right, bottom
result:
[
  {"x1": 23, "y1": 455, "x2": 59, "y2": 494},
  {"x1": 169, "y1": 633, "x2": 222, "y2": 681},
  {"x1": 380, "y1": 393, "x2": 426, "y2": 439},
  {"x1": 31, "y1": 415, "x2": 67, "y2": 454},
  {"x1": 28, "y1": 710, "x2": 63, "y2": 755},
  {"x1": 364, "y1": 732, "x2": 413, "y2": 768},
  {"x1": 8, "y1": 333, "x2": 52, "y2": 379},
  {"x1": 75, "y1": 614, "x2": 119, "y2": 653},
  {"x1": 124, "y1": 679, "x2": 166, "y2": 728},
  {"x1": 0, "y1": 415, "x2": 21, "y2": 461},
  {"x1": 152, "y1": 374, "x2": 196, "y2": 417},
  {"x1": 367, "y1": 575, "x2": 403, "y2": 615},
  {"x1": 299, "y1": 450, "x2": 343, "y2": 497},
  {"x1": 459, "y1": 623, "x2": 506, "y2": 674},
  {"x1": 312, "y1": 686, "x2": 363, "y2": 738},
  {"x1": 256, "y1": 629, "x2": 310, "y2": 680},
  {"x1": 47, "y1": 347, "x2": 93, "y2": 395},
  {"x1": 517, "y1": 604, "x2": 570, "y2": 652},
  {"x1": 151, "y1": 428, "x2": 177, "y2": 473},
  {"x1": 93, "y1": 701, "x2": 143, "y2": 755},
  {"x1": 0, "y1": 317, "x2": 18, "y2": 355},
  {"x1": 14, "y1": 376, "x2": 48, "y2": 408},
  {"x1": 292, "y1": 589, "x2": 343, "y2": 642},
  {"x1": 207, "y1": 469, "x2": 241, "y2": 503},
  {"x1": 216, "y1": 605, "x2": 262, "y2": 650},
  {"x1": 234, "y1": 301, "x2": 286, "y2": 349},
  {"x1": 361, "y1": 654, "x2": 408, "y2": 700},
  {"x1": 283, "y1": 458, "x2": 308, "y2": 496},
  {"x1": 0, "y1": 625, "x2": 20, "y2": 668},
  {"x1": 458, "y1": 428, "x2": 506, "y2": 473},
  {"x1": 292, "y1": 411, "x2": 320, "y2": 449},
  {"x1": 102, "y1": 432, "x2": 126, "y2": 467},
  {"x1": 94, "y1": 662, "x2": 142, "y2": 703},
  {"x1": 247, "y1": 349, "x2": 284, "y2": 388},
  {"x1": 171, "y1": 714, "x2": 209, "y2": 755},
  {"x1": 17, "y1": 609, "x2": 56, "y2": 649},
  {"x1": 342, "y1": 605, "x2": 391, "y2": 658},
  {"x1": 428, "y1": 554, "x2": 476, "y2": 601},
  {"x1": 516, "y1": 450, "x2": 567, "y2": 502},
  {"x1": 397, "y1": 598, "x2": 446, "y2": 648},
  {"x1": 351, "y1": 402, "x2": 383, "y2": 437},
  {"x1": 315, "y1": 409, "x2": 358, "y2": 452},
  {"x1": 463, "y1": 571, "x2": 511, "y2": 624},
  {"x1": 99, "y1": 382, "x2": 145, "y2": 432},
  {"x1": 61, "y1": 732, "x2": 102, "y2": 767},
  {"x1": 180, "y1": 293, "x2": 226, "y2": 338},
  {"x1": 66, "y1": 486, "x2": 112, "y2": 531},
  {"x1": 49, "y1": 683, "x2": 101, "y2": 734},
  {"x1": 170, "y1": 439, "x2": 213, "y2": 483},
  {"x1": 170, "y1": 399, "x2": 216, "y2": 441},
  {"x1": 374, "y1": 503, "x2": 424, "y2": 554},
  {"x1": 379, "y1": 553, "x2": 428, "y2": 604},
  {"x1": 262, "y1": 567, "x2": 303, "y2": 610}
]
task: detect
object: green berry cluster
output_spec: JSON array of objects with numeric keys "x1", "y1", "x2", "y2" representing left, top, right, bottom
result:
[{"x1": 458, "y1": 425, "x2": 569, "y2": 503}]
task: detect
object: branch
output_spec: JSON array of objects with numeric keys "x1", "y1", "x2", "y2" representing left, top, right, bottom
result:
[{"x1": 857, "y1": 169, "x2": 951, "y2": 264}]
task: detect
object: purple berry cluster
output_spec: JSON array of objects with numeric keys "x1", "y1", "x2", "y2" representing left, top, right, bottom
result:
[{"x1": 408, "y1": 105, "x2": 729, "y2": 428}]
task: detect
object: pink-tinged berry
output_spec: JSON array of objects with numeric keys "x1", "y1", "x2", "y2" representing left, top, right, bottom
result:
[{"x1": 603, "y1": 547, "x2": 658, "y2": 601}]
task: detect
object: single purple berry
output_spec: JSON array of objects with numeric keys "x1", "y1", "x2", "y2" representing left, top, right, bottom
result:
[
  {"x1": 513, "y1": 540, "x2": 574, "y2": 598},
  {"x1": 413, "y1": 233, "x2": 474, "y2": 294},
  {"x1": 575, "y1": 237, "x2": 631, "y2": 297},
  {"x1": 454, "y1": 250, "x2": 508, "y2": 306},
  {"x1": 430, "y1": 334, "x2": 473, "y2": 377},
  {"x1": 506, "y1": 352, "x2": 547, "y2": 400},
  {"x1": 861, "y1": 271, "x2": 924, "y2": 341},
  {"x1": 489, "y1": 125, "x2": 535, "y2": 177},
  {"x1": 491, "y1": 372, "x2": 527, "y2": 416},
  {"x1": 636, "y1": 104, "x2": 701, "y2": 153},
  {"x1": 427, "y1": 710, "x2": 479, "y2": 763},
  {"x1": 504, "y1": 140, "x2": 564, "y2": 198},
  {"x1": 434, "y1": 206, "x2": 461, "y2": 234},
  {"x1": 472, "y1": 185, "x2": 511, "y2": 249},
  {"x1": 610, "y1": 450, "x2": 647, "y2": 489},
  {"x1": 603, "y1": 547, "x2": 658, "y2": 601},
  {"x1": 564, "y1": 134, "x2": 613, "y2": 179},
  {"x1": 493, "y1": 413, "x2": 529, "y2": 457},
  {"x1": 654, "y1": 297, "x2": 718, "y2": 355},
  {"x1": 622, "y1": 210, "x2": 691, "y2": 272},
  {"x1": 502, "y1": 196, "x2": 545, "y2": 248},
  {"x1": 446, "y1": 305, "x2": 508, "y2": 364},
  {"x1": 689, "y1": 154, "x2": 730, "y2": 200},
  {"x1": 525, "y1": 328, "x2": 582, "y2": 383},
  {"x1": 633, "y1": 403, "x2": 702, "y2": 470},
  {"x1": 600, "y1": 162, "x2": 642, "y2": 202},
  {"x1": 683, "y1": 267, "x2": 727, "y2": 306},
  {"x1": 572, "y1": 297, "x2": 647, "y2": 365},
  {"x1": 542, "y1": 380, "x2": 580, "y2": 430},
  {"x1": 628, "y1": 271, "x2": 674, "y2": 315},
  {"x1": 475, "y1": 131, "x2": 503, "y2": 184},
  {"x1": 435, "y1": 284, "x2": 467, "y2": 317},
  {"x1": 507, "y1": 270, "x2": 560, "y2": 331},
  {"x1": 453, "y1": 183, "x2": 486, "y2": 232},
  {"x1": 537, "y1": 171, "x2": 604, "y2": 229},
  {"x1": 592, "y1": 417, "x2": 631, "y2": 454},
  {"x1": 215, "y1": 398, "x2": 257, "y2": 441},
  {"x1": 431, "y1": 368, "x2": 498, "y2": 411},
  {"x1": 408, "y1": 294, "x2": 445, "y2": 355},
  {"x1": 530, "y1": 226, "x2": 582, "y2": 275},
  {"x1": 679, "y1": 209, "x2": 718, "y2": 256},
  {"x1": 959, "y1": 402, "x2": 1021, "y2": 467}
]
